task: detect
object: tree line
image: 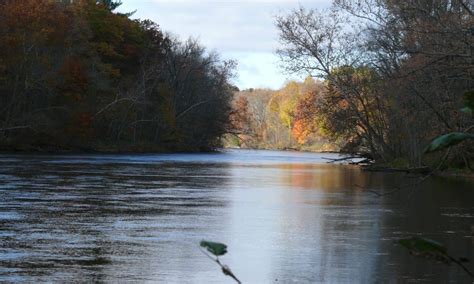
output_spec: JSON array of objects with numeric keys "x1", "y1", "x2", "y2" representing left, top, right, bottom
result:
[
  {"x1": 271, "y1": 0, "x2": 473, "y2": 168},
  {"x1": 0, "y1": 0, "x2": 236, "y2": 152},
  {"x1": 226, "y1": 78, "x2": 336, "y2": 151}
]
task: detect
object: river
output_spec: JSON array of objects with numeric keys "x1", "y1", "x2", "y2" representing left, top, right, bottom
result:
[{"x1": 0, "y1": 149, "x2": 473, "y2": 283}]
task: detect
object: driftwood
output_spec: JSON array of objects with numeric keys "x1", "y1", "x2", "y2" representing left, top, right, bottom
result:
[
  {"x1": 322, "y1": 156, "x2": 372, "y2": 165},
  {"x1": 323, "y1": 154, "x2": 431, "y2": 174},
  {"x1": 362, "y1": 165, "x2": 431, "y2": 174},
  {"x1": 0, "y1": 126, "x2": 30, "y2": 132}
]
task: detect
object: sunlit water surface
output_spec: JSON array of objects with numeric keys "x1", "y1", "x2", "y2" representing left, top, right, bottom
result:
[{"x1": 0, "y1": 149, "x2": 473, "y2": 283}]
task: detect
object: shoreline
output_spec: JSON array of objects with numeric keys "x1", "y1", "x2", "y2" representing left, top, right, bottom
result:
[
  {"x1": 0, "y1": 144, "x2": 343, "y2": 156},
  {"x1": 2, "y1": 146, "x2": 472, "y2": 180},
  {"x1": 0, "y1": 144, "x2": 220, "y2": 156}
]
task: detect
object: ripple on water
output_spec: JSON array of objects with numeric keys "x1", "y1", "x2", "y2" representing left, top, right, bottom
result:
[{"x1": 0, "y1": 150, "x2": 473, "y2": 283}]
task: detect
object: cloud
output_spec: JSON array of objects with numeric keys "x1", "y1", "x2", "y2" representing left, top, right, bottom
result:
[
  {"x1": 119, "y1": 0, "x2": 331, "y2": 88},
  {"x1": 150, "y1": 0, "x2": 322, "y2": 3},
  {"x1": 122, "y1": 0, "x2": 330, "y2": 53},
  {"x1": 223, "y1": 51, "x2": 301, "y2": 90}
]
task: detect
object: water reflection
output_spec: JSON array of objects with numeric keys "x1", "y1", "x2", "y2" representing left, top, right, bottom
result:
[
  {"x1": 0, "y1": 150, "x2": 473, "y2": 283},
  {"x1": 225, "y1": 163, "x2": 381, "y2": 283}
]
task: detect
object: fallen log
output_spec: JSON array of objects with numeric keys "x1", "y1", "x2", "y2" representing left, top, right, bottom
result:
[
  {"x1": 362, "y1": 165, "x2": 431, "y2": 174},
  {"x1": 322, "y1": 156, "x2": 373, "y2": 165}
]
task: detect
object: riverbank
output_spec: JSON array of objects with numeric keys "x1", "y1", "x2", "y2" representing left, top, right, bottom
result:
[
  {"x1": 3, "y1": 142, "x2": 473, "y2": 180},
  {"x1": 0, "y1": 141, "x2": 218, "y2": 155},
  {"x1": 226, "y1": 145, "x2": 474, "y2": 181},
  {"x1": 435, "y1": 169, "x2": 474, "y2": 181}
]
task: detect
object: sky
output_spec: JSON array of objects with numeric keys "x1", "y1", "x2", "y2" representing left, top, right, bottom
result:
[{"x1": 118, "y1": 0, "x2": 332, "y2": 90}]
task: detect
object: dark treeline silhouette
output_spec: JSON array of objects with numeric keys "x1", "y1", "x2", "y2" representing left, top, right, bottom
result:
[
  {"x1": 276, "y1": 0, "x2": 473, "y2": 168},
  {"x1": 0, "y1": 0, "x2": 236, "y2": 152}
]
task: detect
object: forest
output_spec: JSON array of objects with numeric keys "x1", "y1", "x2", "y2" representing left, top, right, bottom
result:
[
  {"x1": 0, "y1": 0, "x2": 236, "y2": 152},
  {"x1": 228, "y1": 0, "x2": 473, "y2": 170},
  {"x1": 226, "y1": 78, "x2": 336, "y2": 152},
  {"x1": 1, "y1": 0, "x2": 473, "y2": 171}
]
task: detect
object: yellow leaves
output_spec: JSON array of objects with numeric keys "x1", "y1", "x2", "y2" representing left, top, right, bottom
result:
[
  {"x1": 268, "y1": 96, "x2": 280, "y2": 113},
  {"x1": 270, "y1": 80, "x2": 302, "y2": 129},
  {"x1": 264, "y1": 80, "x2": 323, "y2": 144},
  {"x1": 95, "y1": 42, "x2": 121, "y2": 58},
  {"x1": 279, "y1": 101, "x2": 296, "y2": 129}
]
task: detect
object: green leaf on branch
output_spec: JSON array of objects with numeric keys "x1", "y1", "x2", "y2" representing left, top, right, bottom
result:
[
  {"x1": 399, "y1": 237, "x2": 474, "y2": 277},
  {"x1": 461, "y1": 107, "x2": 472, "y2": 115},
  {"x1": 398, "y1": 237, "x2": 451, "y2": 264},
  {"x1": 424, "y1": 132, "x2": 474, "y2": 154},
  {"x1": 200, "y1": 240, "x2": 228, "y2": 256}
]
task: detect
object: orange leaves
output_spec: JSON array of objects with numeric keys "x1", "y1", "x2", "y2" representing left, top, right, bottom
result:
[
  {"x1": 292, "y1": 119, "x2": 312, "y2": 145},
  {"x1": 233, "y1": 79, "x2": 327, "y2": 148},
  {"x1": 0, "y1": 0, "x2": 231, "y2": 152},
  {"x1": 292, "y1": 90, "x2": 319, "y2": 145},
  {"x1": 229, "y1": 96, "x2": 251, "y2": 132},
  {"x1": 1, "y1": 0, "x2": 70, "y2": 45},
  {"x1": 0, "y1": 0, "x2": 72, "y2": 82},
  {"x1": 59, "y1": 56, "x2": 89, "y2": 100}
]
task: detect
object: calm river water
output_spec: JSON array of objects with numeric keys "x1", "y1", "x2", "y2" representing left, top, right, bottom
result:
[{"x1": 0, "y1": 149, "x2": 473, "y2": 283}]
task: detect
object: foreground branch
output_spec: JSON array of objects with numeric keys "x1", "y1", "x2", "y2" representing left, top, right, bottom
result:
[{"x1": 199, "y1": 248, "x2": 241, "y2": 283}]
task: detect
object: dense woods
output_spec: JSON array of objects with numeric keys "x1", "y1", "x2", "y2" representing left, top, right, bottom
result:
[
  {"x1": 1, "y1": 0, "x2": 472, "y2": 165},
  {"x1": 226, "y1": 79, "x2": 336, "y2": 151},
  {"x1": 270, "y1": 0, "x2": 473, "y2": 168},
  {"x1": 0, "y1": 0, "x2": 235, "y2": 152}
]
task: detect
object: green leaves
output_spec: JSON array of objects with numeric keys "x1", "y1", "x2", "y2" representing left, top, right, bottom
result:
[
  {"x1": 200, "y1": 240, "x2": 228, "y2": 257},
  {"x1": 399, "y1": 237, "x2": 474, "y2": 277},
  {"x1": 199, "y1": 240, "x2": 241, "y2": 283},
  {"x1": 399, "y1": 237, "x2": 446, "y2": 253},
  {"x1": 398, "y1": 237, "x2": 451, "y2": 263},
  {"x1": 461, "y1": 91, "x2": 474, "y2": 115},
  {"x1": 461, "y1": 107, "x2": 473, "y2": 115},
  {"x1": 424, "y1": 132, "x2": 474, "y2": 154},
  {"x1": 423, "y1": 91, "x2": 474, "y2": 154}
]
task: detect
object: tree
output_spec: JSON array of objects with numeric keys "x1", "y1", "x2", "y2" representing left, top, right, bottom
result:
[
  {"x1": 293, "y1": 90, "x2": 319, "y2": 145},
  {"x1": 276, "y1": 0, "x2": 473, "y2": 165},
  {"x1": 0, "y1": 0, "x2": 235, "y2": 152},
  {"x1": 229, "y1": 95, "x2": 252, "y2": 134}
]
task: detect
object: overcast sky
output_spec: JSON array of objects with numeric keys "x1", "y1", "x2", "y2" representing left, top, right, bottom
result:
[{"x1": 119, "y1": 0, "x2": 332, "y2": 90}]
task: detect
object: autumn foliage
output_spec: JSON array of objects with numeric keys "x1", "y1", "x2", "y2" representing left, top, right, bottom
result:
[
  {"x1": 227, "y1": 78, "x2": 335, "y2": 151},
  {"x1": 276, "y1": 0, "x2": 474, "y2": 165},
  {"x1": 0, "y1": 0, "x2": 235, "y2": 152}
]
